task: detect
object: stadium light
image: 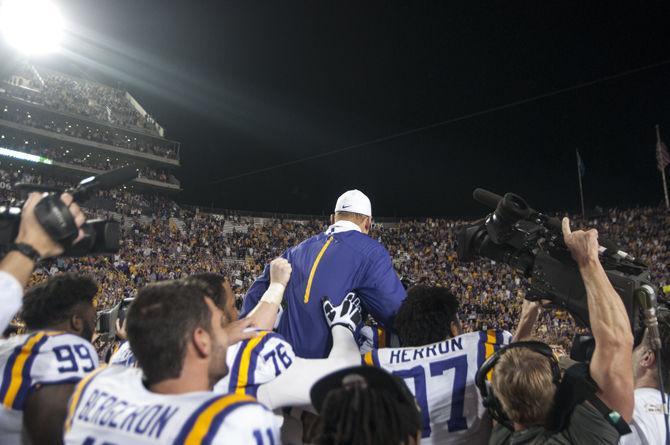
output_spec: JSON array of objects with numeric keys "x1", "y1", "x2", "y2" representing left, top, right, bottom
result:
[{"x1": 0, "y1": 0, "x2": 64, "y2": 55}]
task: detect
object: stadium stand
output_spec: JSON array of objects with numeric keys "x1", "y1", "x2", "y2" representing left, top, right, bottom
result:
[
  {"x1": 0, "y1": 62, "x2": 667, "y2": 445},
  {"x1": 0, "y1": 63, "x2": 181, "y2": 195},
  {"x1": 0, "y1": 166, "x2": 665, "y2": 358}
]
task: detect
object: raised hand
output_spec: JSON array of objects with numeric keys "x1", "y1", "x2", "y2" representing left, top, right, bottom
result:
[
  {"x1": 269, "y1": 257, "x2": 292, "y2": 287},
  {"x1": 562, "y1": 217, "x2": 599, "y2": 267},
  {"x1": 322, "y1": 292, "x2": 362, "y2": 334}
]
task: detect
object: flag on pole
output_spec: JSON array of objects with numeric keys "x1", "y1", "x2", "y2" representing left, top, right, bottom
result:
[
  {"x1": 656, "y1": 125, "x2": 670, "y2": 210},
  {"x1": 657, "y1": 136, "x2": 670, "y2": 171},
  {"x1": 576, "y1": 150, "x2": 586, "y2": 177}
]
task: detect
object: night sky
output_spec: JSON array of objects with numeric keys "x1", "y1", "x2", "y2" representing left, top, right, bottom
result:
[{"x1": 3, "y1": 1, "x2": 670, "y2": 217}]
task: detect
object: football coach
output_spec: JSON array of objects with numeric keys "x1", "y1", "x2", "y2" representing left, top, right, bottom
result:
[{"x1": 241, "y1": 189, "x2": 406, "y2": 358}]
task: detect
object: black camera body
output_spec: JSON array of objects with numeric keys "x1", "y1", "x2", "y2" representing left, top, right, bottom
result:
[
  {"x1": 97, "y1": 297, "x2": 134, "y2": 338},
  {"x1": 0, "y1": 211, "x2": 120, "y2": 257},
  {"x1": 457, "y1": 189, "x2": 653, "y2": 334},
  {"x1": 0, "y1": 166, "x2": 136, "y2": 257}
]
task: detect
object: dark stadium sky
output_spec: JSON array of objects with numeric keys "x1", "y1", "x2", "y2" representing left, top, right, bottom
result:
[{"x1": 5, "y1": 1, "x2": 670, "y2": 217}]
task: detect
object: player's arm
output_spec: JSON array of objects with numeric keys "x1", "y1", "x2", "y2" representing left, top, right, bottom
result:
[
  {"x1": 239, "y1": 263, "x2": 269, "y2": 317},
  {"x1": 562, "y1": 217, "x2": 634, "y2": 422},
  {"x1": 256, "y1": 294, "x2": 362, "y2": 410},
  {"x1": 23, "y1": 383, "x2": 76, "y2": 445},
  {"x1": 357, "y1": 248, "x2": 406, "y2": 329},
  {"x1": 512, "y1": 299, "x2": 542, "y2": 342},
  {"x1": 244, "y1": 258, "x2": 291, "y2": 330}
]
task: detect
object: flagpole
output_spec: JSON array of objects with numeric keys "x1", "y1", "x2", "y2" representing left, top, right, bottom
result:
[
  {"x1": 656, "y1": 125, "x2": 670, "y2": 210},
  {"x1": 576, "y1": 149, "x2": 585, "y2": 218},
  {"x1": 662, "y1": 169, "x2": 669, "y2": 210}
]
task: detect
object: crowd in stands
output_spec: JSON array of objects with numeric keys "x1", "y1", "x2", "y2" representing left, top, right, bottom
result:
[
  {"x1": 0, "y1": 160, "x2": 666, "y2": 444},
  {"x1": 0, "y1": 135, "x2": 179, "y2": 186},
  {"x1": 4, "y1": 65, "x2": 161, "y2": 136},
  {"x1": 0, "y1": 56, "x2": 664, "y2": 445},
  {"x1": 0, "y1": 94, "x2": 179, "y2": 159},
  {"x1": 1, "y1": 166, "x2": 666, "y2": 355}
]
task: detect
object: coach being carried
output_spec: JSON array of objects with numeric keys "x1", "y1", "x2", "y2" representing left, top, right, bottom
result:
[{"x1": 241, "y1": 189, "x2": 406, "y2": 358}]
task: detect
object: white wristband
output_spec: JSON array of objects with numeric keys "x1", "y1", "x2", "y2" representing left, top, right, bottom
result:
[{"x1": 260, "y1": 282, "x2": 285, "y2": 306}]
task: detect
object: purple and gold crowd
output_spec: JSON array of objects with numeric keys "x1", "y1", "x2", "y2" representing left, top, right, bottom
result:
[{"x1": 0, "y1": 165, "x2": 664, "y2": 354}]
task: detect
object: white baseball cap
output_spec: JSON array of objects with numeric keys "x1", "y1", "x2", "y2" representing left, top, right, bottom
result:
[{"x1": 334, "y1": 189, "x2": 372, "y2": 217}]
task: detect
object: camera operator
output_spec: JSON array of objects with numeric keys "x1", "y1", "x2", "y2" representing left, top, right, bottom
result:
[
  {"x1": 0, "y1": 192, "x2": 86, "y2": 333},
  {"x1": 489, "y1": 217, "x2": 634, "y2": 444},
  {"x1": 107, "y1": 316, "x2": 136, "y2": 367},
  {"x1": 620, "y1": 310, "x2": 670, "y2": 445}
]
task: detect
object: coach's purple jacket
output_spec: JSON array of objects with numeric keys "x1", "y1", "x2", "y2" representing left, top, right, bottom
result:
[{"x1": 241, "y1": 221, "x2": 406, "y2": 358}]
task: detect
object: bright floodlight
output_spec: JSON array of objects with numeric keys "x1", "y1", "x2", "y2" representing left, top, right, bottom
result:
[{"x1": 0, "y1": 0, "x2": 63, "y2": 55}]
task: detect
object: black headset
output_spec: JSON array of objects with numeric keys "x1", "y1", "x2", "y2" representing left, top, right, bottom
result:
[{"x1": 474, "y1": 341, "x2": 561, "y2": 430}]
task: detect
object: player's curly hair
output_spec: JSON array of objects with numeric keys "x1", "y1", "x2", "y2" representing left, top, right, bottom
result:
[
  {"x1": 312, "y1": 383, "x2": 421, "y2": 445},
  {"x1": 394, "y1": 285, "x2": 459, "y2": 347},
  {"x1": 21, "y1": 273, "x2": 98, "y2": 330}
]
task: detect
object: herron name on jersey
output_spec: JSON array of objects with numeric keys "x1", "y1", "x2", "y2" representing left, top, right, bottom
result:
[
  {"x1": 0, "y1": 331, "x2": 98, "y2": 444},
  {"x1": 64, "y1": 365, "x2": 281, "y2": 445},
  {"x1": 363, "y1": 329, "x2": 512, "y2": 445}
]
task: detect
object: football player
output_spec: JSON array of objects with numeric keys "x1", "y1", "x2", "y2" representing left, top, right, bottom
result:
[
  {"x1": 0, "y1": 273, "x2": 99, "y2": 445},
  {"x1": 103, "y1": 261, "x2": 363, "y2": 408},
  {"x1": 64, "y1": 280, "x2": 281, "y2": 444},
  {"x1": 189, "y1": 265, "x2": 362, "y2": 407},
  {"x1": 362, "y1": 285, "x2": 513, "y2": 445}
]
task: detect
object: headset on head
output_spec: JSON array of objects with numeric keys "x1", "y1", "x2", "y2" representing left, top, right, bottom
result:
[{"x1": 474, "y1": 340, "x2": 561, "y2": 430}]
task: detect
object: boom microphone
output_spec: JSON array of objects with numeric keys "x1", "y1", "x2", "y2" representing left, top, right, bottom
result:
[
  {"x1": 68, "y1": 165, "x2": 138, "y2": 202},
  {"x1": 473, "y1": 188, "x2": 503, "y2": 210},
  {"x1": 471, "y1": 188, "x2": 640, "y2": 248},
  {"x1": 473, "y1": 188, "x2": 563, "y2": 233},
  {"x1": 599, "y1": 238, "x2": 636, "y2": 261}
]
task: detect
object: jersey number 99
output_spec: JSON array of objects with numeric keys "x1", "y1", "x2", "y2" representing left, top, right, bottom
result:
[{"x1": 53, "y1": 344, "x2": 96, "y2": 373}]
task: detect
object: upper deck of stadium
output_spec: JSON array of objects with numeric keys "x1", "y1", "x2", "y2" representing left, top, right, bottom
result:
[{"x1": 0, "y1": 62, "x2": 181, "y2": 193}]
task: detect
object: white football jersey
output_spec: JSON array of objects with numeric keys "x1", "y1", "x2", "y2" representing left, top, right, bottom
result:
[
  {"x1": 213, "y1": 330, "x2": 296, "y2": 397},
  {"x1": 64, "y1": 365, "x2": 282, "y2": 445},
  {"x1": 108, "y1": 341, "x2": 138, "y2": 367},
  {"x1": 0, "y1": 331, "x2": 98, "y2": 445},
  {"x1": 363, "y1": 329, "x2": 512, "y2": 445},
  {"x1": 619, "y1": 388, "x2": 669, "y2": 445},
  {"x1": 107, "y1": 330, "x2": 296, "y2": 397}
]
